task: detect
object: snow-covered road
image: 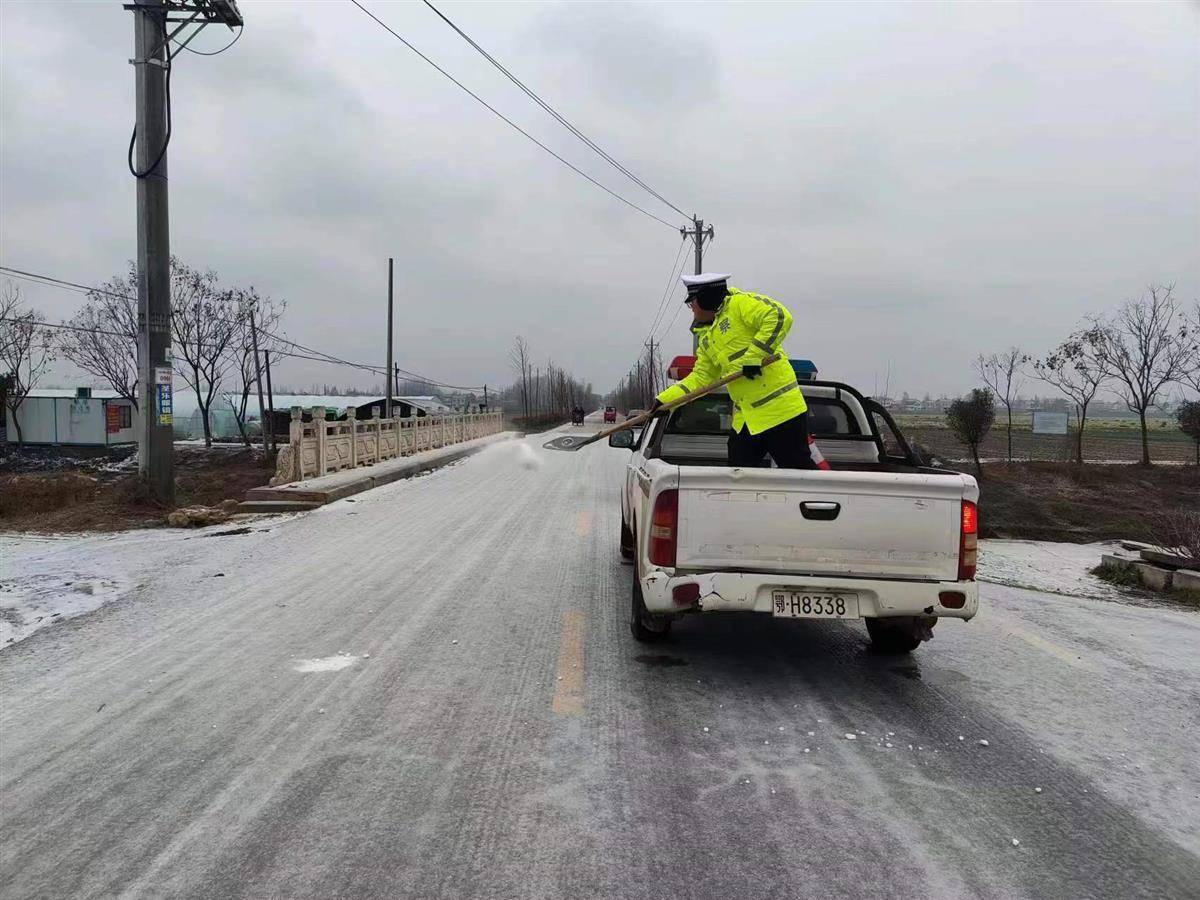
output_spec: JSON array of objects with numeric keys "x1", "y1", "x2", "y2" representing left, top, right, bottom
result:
[{"x1": 2, "y1": 430, "x2": 1197, "y2": 899}]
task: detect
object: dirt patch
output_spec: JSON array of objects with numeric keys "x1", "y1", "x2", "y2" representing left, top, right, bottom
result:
[
  {"x1": 0, "y1": 446, "x2": 272, "y2": 533},
  {"x1": 972, "y1": 461, "x2": 1200, "y2": 543}
]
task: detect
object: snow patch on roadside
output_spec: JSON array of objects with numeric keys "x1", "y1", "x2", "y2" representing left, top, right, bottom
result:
[
  {"x1": 293, "y1": 655, "x2": 359, "y2": 673},
  {"x1": 0, "y1": 573, "x2": 127, "y2": 645},
  {"x1": 979, "y1": 540, "x2": 1128, "y2": 600}
]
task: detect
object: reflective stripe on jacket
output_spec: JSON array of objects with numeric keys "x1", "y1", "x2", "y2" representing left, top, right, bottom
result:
[{"x1": 655, "y1": 286, "x2": 807, "y2": 435}]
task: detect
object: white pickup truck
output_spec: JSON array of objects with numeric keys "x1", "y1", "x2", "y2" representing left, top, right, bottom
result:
[{"x1": 609, "y1": 364, "x2": 979, "y2": 653}]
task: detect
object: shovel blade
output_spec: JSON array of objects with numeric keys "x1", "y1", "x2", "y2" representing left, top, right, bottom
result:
[{"x1": 542, "y1": 433, "x2": 596, "y2": 452}]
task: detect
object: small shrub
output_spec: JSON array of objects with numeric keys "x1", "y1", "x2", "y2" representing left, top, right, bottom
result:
[{"x1": 1091, "y1": 562, "x2": 1142, "y2": 588}]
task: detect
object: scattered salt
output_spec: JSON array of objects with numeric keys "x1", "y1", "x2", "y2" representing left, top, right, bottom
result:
[{"x1": 844, "y1": 733, "x2": 856, "y2": 741}]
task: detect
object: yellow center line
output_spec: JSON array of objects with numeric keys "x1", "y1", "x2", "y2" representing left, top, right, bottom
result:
[{"x1": 552, "y1": 610, "x2": 586, "y2": 716}]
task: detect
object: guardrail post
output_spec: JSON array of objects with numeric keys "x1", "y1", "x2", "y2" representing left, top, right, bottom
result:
[
  {"x1": 347, "y1": 407, "x2": 359, "y2": 467},
  {"x1": 313, "y1": 406, "x2": 327, "y2": 476}
]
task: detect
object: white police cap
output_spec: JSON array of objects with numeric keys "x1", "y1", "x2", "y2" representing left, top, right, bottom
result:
[{"x1": 681, "y1": 272, "x2": 731, "y2": 290}]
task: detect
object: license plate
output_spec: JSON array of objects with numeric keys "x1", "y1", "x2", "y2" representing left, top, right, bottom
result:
[{"x1": 772, "y1": 591, "x2": 859, "y2": 619}]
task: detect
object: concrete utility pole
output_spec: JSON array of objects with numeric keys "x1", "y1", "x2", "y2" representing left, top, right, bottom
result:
[
  {"x1": 250, "y1": 309, "x2": 268, "y2": 454},
  {"x1": 680, "y1": 215, "x2": 715, "y2": 352},
  {"x1": 131, "y1": 0, "x2": 174, "y2": 503},
  {"x1": 126, "y1": 0, "x2": 244, "y2": 502},
  {"x1": 385, "y1": 257, "x2": 394, "y2": 419},
  {"x1": 263, "y1": 349, "x2": 275, "y2": 452}
]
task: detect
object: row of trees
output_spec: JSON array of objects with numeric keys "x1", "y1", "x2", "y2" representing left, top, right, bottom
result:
[
  {"x1": 0, "y1": 260, "x2": 286, "y2": 447},
  {"x1": 608, "y1": 341, "x2": 666, "y2": 414},
  {"x1": 504, "y1": 336, "x2": 598, "y2": 420},
  {"x1": 974, "y1": 285, "x2": 1198, "y2": 465}
]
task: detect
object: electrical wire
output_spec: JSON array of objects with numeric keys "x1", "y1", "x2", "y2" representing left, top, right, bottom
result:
[
  {"x1": 644, "y1": 236, "x2": 689, "y2": 341},
  {"x1": 0, "y1": 266, "x2": 486, "y2": 391},
  {"x1": 347, "y1": 0, "x2": 681, "y2": 230},
  {"x1": 127, "y1": 15, "x2": 173, "y2": 179},
  {"x1": 420, "y1": 0, "x2": 689, "y2": 222},
  {"x1": 171, "y1": 24, "x2": 244, "y2": 57}
]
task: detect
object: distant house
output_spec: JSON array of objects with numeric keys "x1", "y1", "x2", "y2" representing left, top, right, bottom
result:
[
  {"x1": 261, "y1": 394, "x2": 463, "y2": 439},
  {"x1": 1, "y1": 387, "x2": 137, "y2": 447}
]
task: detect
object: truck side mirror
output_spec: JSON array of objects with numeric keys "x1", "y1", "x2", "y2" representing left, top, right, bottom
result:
[{"x1": 608, "y1": 429, "x2": 635, "y2": 450}]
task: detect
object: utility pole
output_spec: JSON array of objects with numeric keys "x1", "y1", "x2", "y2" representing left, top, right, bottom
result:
[
  {"x1": 250, "y1": 309, "x2": 268, "y2": 455},
  {"x1": 681, "y1": 215, "x2": 714, "y2": 277},
  {"x1": 131, "y1": 0, "x2": 173, "y2": 503},
  {"x1": 126, "y1": 0, "x2": 243, "y2": 501},
  {"x1": 385, "y1": 257, "x2": 394, "y2": 419},
  {"x1": 680, "y1": 215, "x2": 715, "y2": 352},
  {"x1": 264, "y1": 349, "x2": 276, "y2": 452}
]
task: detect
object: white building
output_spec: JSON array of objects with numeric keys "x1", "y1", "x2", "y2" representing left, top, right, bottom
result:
[{"x1": 1, "y1": 388, "x2": 138, "y2": 447}]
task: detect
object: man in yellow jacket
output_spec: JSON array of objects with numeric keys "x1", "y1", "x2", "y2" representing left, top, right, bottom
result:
[{"x1": 652, "y1": 272, "x2": 816, "y2": 469}]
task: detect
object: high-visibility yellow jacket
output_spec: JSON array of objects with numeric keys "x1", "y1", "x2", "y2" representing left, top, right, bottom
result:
[{"x1": 655, "y1": 286, "x2": 807, "y2": 435}]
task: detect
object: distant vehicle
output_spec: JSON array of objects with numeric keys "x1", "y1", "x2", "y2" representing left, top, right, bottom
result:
[
  {"x1": 609, "y1": 357, "x2": 979, "y2": 652},
  {"x1": 627, "y1": 409, "x2": 647, "y2": 421},
  {"x1": 571, "y1": 408, "x2": 585, "y2": 425},
  {"x1": 604, "y1": 407, "x2": 617, "y2": 424}
]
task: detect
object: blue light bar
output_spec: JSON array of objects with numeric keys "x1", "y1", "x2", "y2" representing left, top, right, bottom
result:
[{"x1": 791, "y1": 359, "x2": 818, "y2": 380}]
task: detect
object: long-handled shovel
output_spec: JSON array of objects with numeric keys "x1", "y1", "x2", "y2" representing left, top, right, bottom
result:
[{"x1": 542, "y1": 354, "x2": 781, "y2": 451}]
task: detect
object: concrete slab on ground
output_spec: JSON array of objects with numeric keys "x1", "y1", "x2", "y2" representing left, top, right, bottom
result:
[
  {"x1": 1174, "y1": 569, "x2": 1200, "y2": 591},
  {"x1": 235, "y1": 500, "x2": 322, "y2": 514},
  {"x1": 1132, "y1": 562, "x2": 1174, "y2": 591},
  {"x1": 244, "y1": 432, "x2": 517, "y2": 506}
]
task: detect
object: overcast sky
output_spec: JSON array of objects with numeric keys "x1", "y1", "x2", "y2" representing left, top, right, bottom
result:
[{"x1": 2, "y1": 0, "x2": 1197, "y2": 398}]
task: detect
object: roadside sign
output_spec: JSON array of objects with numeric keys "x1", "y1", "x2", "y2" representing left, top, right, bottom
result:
[
  {"x1": 1032, "y1": 411, "x2": 1069, "y2": 434},
  {"x1": 156, "y1": 383, "x2": 173, "y2": 426},
  {"x1": 154, "y1": 367, "x2": 172, "y2": 385}
]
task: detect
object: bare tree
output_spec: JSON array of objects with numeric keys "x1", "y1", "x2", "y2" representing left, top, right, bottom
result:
[
  {"x1": 946, "y1": 388, "x2": 995, "y2": 477},
  {"x1": 975, "y1": 347, "x2": 1027, "y2": 463},
  {"x1": 224, "y1": 288, "x2": 285, "y2": 447},
  {"x1": 1177, "y1": 400, "x2": 1200, "y2": 466},
  {"x1": 508, "y1": 335, "x2": 531, "y2": 419},
  {"x1": 1091, "y1": 285, "x2": 1193, "y2": 465},
  {"x1": 1034, "y1": 326, "x2": 1109, "y2": 465},
  {"x1": 170, "y1": 261, "x2": 239, "y2": 447},
  {"x1": 0, "y1": 284, "x2": 54, "y2": 445},
  {"x1": 1182, "y1": 300, "x2": 1200, "y2": 396},
  {"x1": 0, "y1": 280, "x2": 23, "y2": 359},
  {"x1": 56, "y1": 265, "x2": 140, "y2": 408}
]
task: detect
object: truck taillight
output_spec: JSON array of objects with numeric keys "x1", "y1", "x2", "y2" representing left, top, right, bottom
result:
[
  {"x1": 648, "y1": 489, "x2": 679, "y2": 568},
  {"x1": 958, "y1": 500, "x2": 978, "y2": 581}
]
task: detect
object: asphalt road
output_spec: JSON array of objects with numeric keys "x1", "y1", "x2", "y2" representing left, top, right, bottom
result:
[{"x1": 3, "y1": 425, "x2": 1198, "y2": 899}]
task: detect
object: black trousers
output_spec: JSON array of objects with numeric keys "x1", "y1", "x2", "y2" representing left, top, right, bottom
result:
[{"x1": 728, "y1": 412, "x2": 817, "y2": 469}]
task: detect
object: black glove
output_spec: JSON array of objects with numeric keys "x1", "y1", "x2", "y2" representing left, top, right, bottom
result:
[
  {"x1": 742, "y1": 364, "x2": 762, "y2": 380},
  {"x1": 649, "y1": 399, "x2": 667, "y2": 417}
]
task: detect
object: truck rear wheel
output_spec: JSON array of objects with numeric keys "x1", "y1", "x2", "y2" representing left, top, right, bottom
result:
[
  {"x1": 631, "y1": 577, "x2": 672, "y2": 642},
  {"x1": 620, "y1": 518, "x2": 634, "y2": 560},
  {"x1": 865, "y1": 617, "x2": 923, "y2": 654}
]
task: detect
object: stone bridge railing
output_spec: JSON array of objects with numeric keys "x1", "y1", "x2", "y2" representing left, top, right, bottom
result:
[{"x1": 272, "y1": 407, "x2": 504, "y2": 485}]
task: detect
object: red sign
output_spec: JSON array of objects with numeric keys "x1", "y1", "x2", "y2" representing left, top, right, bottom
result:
[{"x1": 106, "y1": 404, "x2": 123, "y2": 434}]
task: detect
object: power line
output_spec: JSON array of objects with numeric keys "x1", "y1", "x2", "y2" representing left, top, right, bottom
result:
[
  {"x1": 645, "y1": 236, "x2": 689, "y2": 340},
  {"x1": 0, "y1": 265, "x2": 485, "y2": 391},
  {"x1": 347, "y1": 0, "x2": 681, "y2": 230},
  {"x1": 420, "y1": 0, "x2": 689, "y2": 222}
]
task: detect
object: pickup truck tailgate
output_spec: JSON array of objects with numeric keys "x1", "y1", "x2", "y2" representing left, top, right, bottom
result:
[{"x1": 674, "y1": 467, "x2": 970, "y2": 582}]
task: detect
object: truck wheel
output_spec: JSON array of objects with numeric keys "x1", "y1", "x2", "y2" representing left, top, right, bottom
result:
[
  {"x1": 631, "y1": 578, "x2": 672, "y2": 642},
  {"x1": 620, "y1": 518, "x2": 634, "y2": 560},
  {"x1": 865, "y1": 618, "x2": 922, "y2": 654}
]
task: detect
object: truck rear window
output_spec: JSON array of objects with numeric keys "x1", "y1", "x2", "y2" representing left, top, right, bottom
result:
[{"x1": 664, "y1": 395, "x2": 860, "y2": 437}]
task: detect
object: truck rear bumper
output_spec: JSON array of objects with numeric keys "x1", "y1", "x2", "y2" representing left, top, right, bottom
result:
[{"x1": 641, "y1": 570, "x2": 978, "y2": 620}]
